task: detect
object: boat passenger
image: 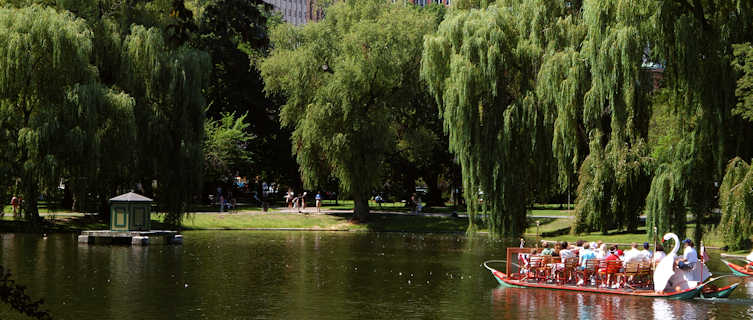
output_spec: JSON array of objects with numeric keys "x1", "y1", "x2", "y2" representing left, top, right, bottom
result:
[
  {"x1": 578, "y1": 243, "x2": 596, "y2": 268},
  {"x1": 575, "y1": 240, "x2": 585, "y2": 255},
  {"x1": 541, "y1": 243, "x2": 554, "y2": 256},
  {"x1": 595, "y1": 243, "x2": 608, "y2": 259},
  {"x1": 745, "y1": 249, "x2": 753, "y2": 272},
  {"x1": 639, "y1": 242, "x2": 652, "y2": 261},
  {"x1": 624, "y1": 243, "x2": 643, "y2": 263},
  {"x1": 615, "y1": 245, "x2": 624, "y2": 259},
  {"x1": 653, "y1": 244, "x2": 666, "y2": 264},
  {"x1": 552, "y1": 243, "x2": 561, "y2": 257},
  {"x1": 677, "y1": 239, "x2": 698, "y2": 271},
  {"x1": 589, "y1": 242, "x2": 598, "y2": 253},
  {"x1": 601, "y1": 247, "x2": 620, "y2": 288},
  {"x1": 560, "y1": 242, "x2": 576, "y2": 259}
]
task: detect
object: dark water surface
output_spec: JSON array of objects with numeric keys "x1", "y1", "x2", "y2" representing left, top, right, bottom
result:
[{"x1": 2, "y1": 231, "x2": 753, "y2": 319}]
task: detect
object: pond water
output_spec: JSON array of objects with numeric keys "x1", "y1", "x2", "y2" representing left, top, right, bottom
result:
[{"x1": 1, "y1": 231, "x2": 753, "y2": 319}]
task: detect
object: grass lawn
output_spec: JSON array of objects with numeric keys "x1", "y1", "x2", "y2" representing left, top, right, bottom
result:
[
  {"x1": 529, "y1": 218, "x2": 727, "y2": 248},
  {"x1": 320, "y1": 200, "x2": 414, "y2": 211},
  {"x1": 529, "y1": 209, "x2": 573, "y2": 217},
  {"x1": 165, "y1": 212, "x2": 470, "y2": 233},
  {"x1": 171, "y1": 213, "x2": 364, "y2": 231}
]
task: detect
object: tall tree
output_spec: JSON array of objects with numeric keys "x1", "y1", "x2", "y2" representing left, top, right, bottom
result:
[
  {"x1": 203, "y1": 112, "x2": 255, "y2": 183},
  {"x1": 645, "y1": 0, "x2": 753, "y2": 243},
  {"x1": 261, "y1": 0, "x2": 437, "y2": 220},
  {"x1": 718, "y1": 157, "x2": 753, "y2": 250},
  {"x1": 422, "y1": 0, "x2": 559, "y2": 236},
  {"x1": 121, "y1": 24, "x2": 210, "y2": 226},
  {"x1": 566, "y1": 0, "x2": 653, "y2": 234},
  {"x1": 0, "y1": 5, "x2": 134, "y2": 221},
  {"x1": 197, "y1": 0, "x2": 299, "y2": 195}
]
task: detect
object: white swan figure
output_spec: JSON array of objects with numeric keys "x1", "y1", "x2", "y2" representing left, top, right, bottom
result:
[{"x1": 654, "y1": 233, "x2": 680, "y2": 293}]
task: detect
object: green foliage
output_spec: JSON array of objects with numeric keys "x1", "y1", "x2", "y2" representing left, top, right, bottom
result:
[
  {"x1": 718, "y1": 157, "x2": 753, "y2": 250},
  {"x1": 0, "y1": 5, "x2": 99, "y2": 220},
  {"x1": 646, "y1": 0, "x2": 753, "y2": 243},
  {"x1": 421, "y1": 0, "x2": 561, "y2": 237},
  {"x1": 203, "y1": 112, "x2": 255, "y2": 181},
  {"x1": 261, "y1": 0, "x2": 437, "y2": 220},
  {"x1": 733, "y1": 43, "x2": 753, "y2": 122},
  {"x1": 196, "y1": 0, "x2": 298, "y2": 189},
  {"x1": 122, "y1": 25, "x2": 210, "y2": 226},
  {"x1": 567, "y1": 0, "x2": 653, "y2": 234}
]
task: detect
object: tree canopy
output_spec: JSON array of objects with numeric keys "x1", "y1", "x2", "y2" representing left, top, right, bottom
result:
[
  {"x1": 261, "y1": 0, "x2": 438, "y2": 220},
  {"x1": 422, "y1": 0, "x2": 562, "y2": 236},
  {"x1": 0, "y1": 5, "x2": 135, "y2": 220}
]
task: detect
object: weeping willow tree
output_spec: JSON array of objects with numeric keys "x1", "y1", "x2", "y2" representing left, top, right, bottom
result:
[
  {"x1": 261, "y1": 0, "x2": 437, "y2": 221},
  {"x1": 121, "y1": 25, "x2": 211, "y2": 227},
  {"x1": 0, "y1": 6, "x2": 129, "y2": 221},
  {"x1": 524, "y1": 0, "x2": 653, "y2": 235},
  {"x1": 645, "y1": 0, "x2": 753, "y2": 242},
  {"x1": 61, "y1": 83, "x2": 136, "y2": 213},
  {"x1": 718, "y1": 158, "x2": 753, "y2": 250},
  {"x1": 421, "y1": 0, "x2": 565, "y2": 236}
]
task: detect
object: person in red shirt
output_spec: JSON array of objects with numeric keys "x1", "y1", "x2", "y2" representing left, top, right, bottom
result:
[{"x1": 601, "y1": 247, "x2": 621, "y2": 288}]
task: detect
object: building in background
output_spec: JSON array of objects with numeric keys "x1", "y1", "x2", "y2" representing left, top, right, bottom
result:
[
  {"x1": 264, "y1": 0, "x2": 307, "y2": 25},
  {"x1": 265, "y1": 0, "x2": 449, "y2": 26}
]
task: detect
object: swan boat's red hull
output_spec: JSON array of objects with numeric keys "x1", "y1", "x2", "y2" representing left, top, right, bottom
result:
[{"x1": 486, "y1": 267, "x2": 703, "y2": 299}]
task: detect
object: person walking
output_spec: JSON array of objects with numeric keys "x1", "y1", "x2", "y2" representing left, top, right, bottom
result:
[
  {"x1": 219, "y1": 194, "x2": 225, "y2": 213},
  {"x1": 315, "y1": 192, "x2": 322, "y2": 213},
  {"x1": 10, "y1": 195, "x2": 18, "y2": 217},
  {"x1": 286, "y1": 190, "x2": 293, "y2": 209}
]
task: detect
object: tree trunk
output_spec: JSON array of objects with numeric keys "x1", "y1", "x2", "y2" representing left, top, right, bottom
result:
[
  {"x1": 352, "y1": 194, "x2": 369, "y2": 221},
  {"x1": 21, "y1": 180, "x2": 40, "y2": 223},
  {"x1": 424, "y1": 173, "x2": 444, "y2": 208},
  {"x1": 62, "y1": 183, "x2": 73, "y2": 210}
]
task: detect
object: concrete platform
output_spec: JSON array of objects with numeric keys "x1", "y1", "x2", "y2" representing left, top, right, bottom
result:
[{"x1": 78, "y1": 230, "x2": 182, "y2": 245}]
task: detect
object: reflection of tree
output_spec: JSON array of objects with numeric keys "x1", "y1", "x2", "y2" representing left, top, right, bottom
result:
[{"x1": 0, "y1": 265, "x2": 52, "y2": 320}]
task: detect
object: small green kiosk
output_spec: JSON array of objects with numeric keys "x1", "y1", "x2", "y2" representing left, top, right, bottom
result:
[{"x1": 110, "y1": 192, "x2": 152, "y2": 231}]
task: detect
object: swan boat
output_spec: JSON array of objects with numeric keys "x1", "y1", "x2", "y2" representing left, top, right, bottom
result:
[
  {"x1": 484, "y1": 233, "x2": 740, "y2": 300},
  {"x1": 721, "y1": 259, "x2": 753, "y2": 277}
]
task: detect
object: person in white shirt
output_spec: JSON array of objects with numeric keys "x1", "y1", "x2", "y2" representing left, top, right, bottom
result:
[
  {"x1": 653, "y1": 244, "x2": 667, "y2": 264},
  {"x1": 560, "y1": 241, "x2": 576, "y2": 259},
  {"x1": 746, "y1": 249, "x2": 753, "y2": 272},
  {"x1": 623, "y1": 243, "x2": 643, "y2": 263},
  {"x1": 678, "y1": 239, "x2": 698, "y2": 270},
  {"x1": 595, "y1": 243, "x2": 607, "y2": 259},
  {"x1": 638, "y1": 242, "x2": 652, "y2": 261}
]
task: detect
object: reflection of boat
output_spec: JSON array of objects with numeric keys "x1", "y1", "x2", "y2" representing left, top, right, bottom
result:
[{"x1": 721, "y1": 259, "x2": 753, "y2": 277}]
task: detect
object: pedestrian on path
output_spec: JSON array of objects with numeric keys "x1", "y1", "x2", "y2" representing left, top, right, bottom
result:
[
  {"x1": 10, "y1": 195, "x2": 18, "y2": 217},
  {"x1": 315, "y1": 192, "x2": 322, "y2": 213},
  {"x1": 219, "y1": 194, "x2": 225, "y2": 212}
]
